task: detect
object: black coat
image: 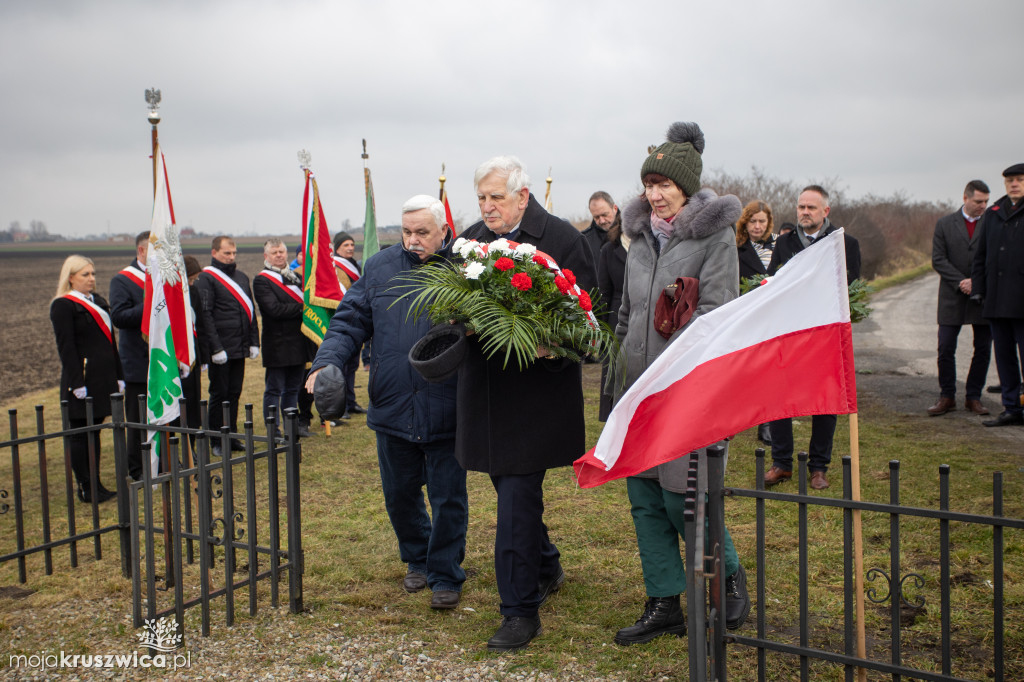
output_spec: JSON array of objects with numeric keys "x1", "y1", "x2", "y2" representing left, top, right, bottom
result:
[
  {"x1": 194, "y1": 260, "x2": 260, "y2": 360},
  {"x1": 108, "y1": 260, "x2": 148, "y2": 383},
  {"x1": 932, "y1": 209, "x2": 986, "y2": 326},
  {"x1": 737, "y1": 240, "x2": 769, "y2": 281},
  {"x1": 455, "y1": 194, "x2": 597, "y2": 475},
  {"x1": 50, "y1": 294, "x2": 124, "y2": 420},
  {"x1": 768, "y1": 221, "x2": 861, "y2": 284},
  {"x1": 253, "y1": 269, "x2": 308, "y2": 368},
  {"x1": 598, "y1": 238, "x2": 627, "y2": 331},
  {"x1": 972, "y1": 195, "x2": 1024, "y2": 319}
]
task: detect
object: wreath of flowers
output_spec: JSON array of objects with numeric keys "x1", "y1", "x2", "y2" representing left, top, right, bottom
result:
[{"x1": 393, "y1": 237, "x2": 617, "y2": 370}]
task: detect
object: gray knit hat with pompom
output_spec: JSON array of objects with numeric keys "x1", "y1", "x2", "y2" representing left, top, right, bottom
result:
[{"x1": 640, "y1": 122, "x2": 705, "y2": 197}]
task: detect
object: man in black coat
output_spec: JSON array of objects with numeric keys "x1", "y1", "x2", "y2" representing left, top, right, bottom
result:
[
  {"x1": 927, "y1": 180, "x2": 991, "y2": 417},
  {"x1": 972, "y1": 164, "x2": 1024, "y2": 427},
  {"x1": 194, "y1": 236, "x2": 260, "y2": 451},
  {"x1": 581, "y1": 191, "x2": 620, "y2": 264},
  {"x1": 764, "y1": 185, "x2": 861, "y2": 491},
  {"x1": 109, "y1": 231, "x2": 150, "y2": 479},
  {"x1": 458, "y1": 156, "x2": 597, "y2": 652},
  {"x1": 254, "y1": 238, "x2": 308, "y2": 441}
]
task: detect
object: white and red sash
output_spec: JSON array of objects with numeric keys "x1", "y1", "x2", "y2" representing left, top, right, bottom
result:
[
  {"x1": 64, "y1": 290, "x2": 114, "y2": 345},
  {"x1": 119, "y1": 264, "x2": 146, "y2": 289},
  {"x1": 203, "y1": 266, "x2": 254, "y2": 322},
  {"x1": 333, "y1": 256, "x2": 360, "y2": 284},
  {"x1": 258, "y1": 269, "x2": 303, "y2": 304}
]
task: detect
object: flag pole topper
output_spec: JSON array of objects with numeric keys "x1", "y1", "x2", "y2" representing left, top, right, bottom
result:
[{"x1": 298, "y1": 149, "x2": 312, "y2": 171}]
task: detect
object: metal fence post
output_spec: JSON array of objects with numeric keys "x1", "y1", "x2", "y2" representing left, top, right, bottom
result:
[
  {"x1": 111, "y1": 393, "x2": 131, "y2": 578},
  {"x1": 283, "y1": 408, "x2": 303, "y2": 614},
  {"x1": 707, "y1": 444, "x2": 727, "y2": 681}
]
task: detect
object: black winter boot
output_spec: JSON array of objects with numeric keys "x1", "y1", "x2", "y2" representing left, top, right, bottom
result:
[{"x1": 614, "y1": 596, "x2": 686, "y2": 645}]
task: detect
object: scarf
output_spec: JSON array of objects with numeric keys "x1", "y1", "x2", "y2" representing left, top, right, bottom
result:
[{"x1": 264, "y1": 260, "x2": 302, "y2": 286}]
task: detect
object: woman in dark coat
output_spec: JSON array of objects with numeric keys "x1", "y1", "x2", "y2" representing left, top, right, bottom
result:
[
  {"x1": 597, "y1": 218, "x2": 628, "y2": 421},
  {"x1": 736, "y1": 199, "x2": 776, "y2": 282},
  {"x1": 50, "y1": 255, "x2": 124, "y2": 503}
]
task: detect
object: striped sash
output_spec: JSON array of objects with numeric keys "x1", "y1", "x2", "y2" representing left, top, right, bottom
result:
[
  {"x1": 258, "y1": 270, "x2": 303, "y2": 304},
  {"x1": 64, "y1": 291, "x2": 114, "y2": 345},
  {"x1": 202, "y1": 266, "x2": 254, "y2": 321},
  {"x1": 119, "y1": 264, "x2": 146, "y2": 289}
]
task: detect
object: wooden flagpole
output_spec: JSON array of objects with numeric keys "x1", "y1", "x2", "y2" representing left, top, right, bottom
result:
[{"x1": 850, "y1": 413, "x2": 867, "y2": 681}]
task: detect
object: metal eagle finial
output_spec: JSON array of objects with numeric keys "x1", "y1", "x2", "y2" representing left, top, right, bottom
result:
[{"x1": 298, "y1": 149, "x2": 312, "y2": 170}]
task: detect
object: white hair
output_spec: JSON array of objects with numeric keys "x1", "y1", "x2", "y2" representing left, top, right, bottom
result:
[
  {"x1": 263, "y1": 237, "x2": 286, "y2": 254},
  {"x1": 402, "y1": 194, "x2": 447, "y2": 230},
  {"x1": 473, "y1": 156, "x2": 530, "y2": 194}
]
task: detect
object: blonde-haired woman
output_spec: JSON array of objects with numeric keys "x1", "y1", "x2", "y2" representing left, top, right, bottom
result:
[{"x1": 50, "y1": 255, "x2": 124, "y2": 503}]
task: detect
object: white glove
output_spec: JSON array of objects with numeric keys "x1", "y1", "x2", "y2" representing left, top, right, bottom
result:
[
  {"x1": 201, "y1": 364, "x2": 209, "y2": 372},
  {"x1": 212, "y1": 350, "x2": 228, "y2": 365},
  {"x1": 117, "y1": 380, "x2": 125, "y2": 393},
  {"x1": 72, "y1": 386, "x2": 88, "y2": 399},
  {"x1": 249, "y1": 346, "x2": 260, "y2": 360}
]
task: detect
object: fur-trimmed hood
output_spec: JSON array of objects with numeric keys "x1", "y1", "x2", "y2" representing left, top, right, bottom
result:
[{"x1": 622, "y1": 188, "x2": 742, "y2": 243}]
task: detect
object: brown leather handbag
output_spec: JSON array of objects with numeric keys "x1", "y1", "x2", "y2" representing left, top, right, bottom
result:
[{"x1": 653, "y1": 277, "x2": 699, "y2": 339}]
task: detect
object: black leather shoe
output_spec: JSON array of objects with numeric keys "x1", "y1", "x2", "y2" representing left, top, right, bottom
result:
[
  {"x1": 430, "y1": 590, "x2": 460, "y2": 610},
  {"x1": 230, "y1": 439, "x2": 246, "y2": 452},
  {"x1": 403, "y1": 570, "x2": 427, "y2": 593},
  {"x1": 486, "y1": 615, "x2": 541, "y2": 652},
  {"x1": 614, "y1": 596, "x2": 686, "y2": 645},
  {"x1": 348, "y1": 403, "x2": 367, "y2": 414},
  {"x1": 756, "y1": 423, "x2": 772, "y2": 445},
  {"x1": 296, "y1": 423, "x2": 313, "y2": 438},
  {"x1": 537, "y1": 566, "x2": 565, "y2": 607},
  {"x1": 724, "y1": 565, "x2": 751, "y2": 630},
  {"x1": 78, "y1": 483, "x2": 116, "y2": 504},
  {"x1": 983, "y1": 411, "x2": 1024, "y2": 427}
]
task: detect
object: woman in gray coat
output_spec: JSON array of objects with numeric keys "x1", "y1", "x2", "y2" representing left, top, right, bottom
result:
[{"x1": 610, "y1": 122, "x2": 750, "y2": 645}]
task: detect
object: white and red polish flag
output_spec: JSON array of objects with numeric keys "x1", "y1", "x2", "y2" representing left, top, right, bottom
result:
[
  {"x1": 574, "y1": 229, "x2": 858, "y2": 488},
  {"x1": 141, "y1": 146, "x2": 195, "y2": 474}
]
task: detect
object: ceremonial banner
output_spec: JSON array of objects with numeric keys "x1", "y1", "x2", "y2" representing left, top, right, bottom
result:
[
  {"x1": 300, "y1": 169, "x2": 343, "y2": 345},
  {"x1": 362, "y1": 167, "x2": 379, "y2": 265},
  {"x1": 574, "y1": 230, "x2": 858, "y2": 488},
  {"x1": 143, "y1": 147, "x2": 195, "y2": 475},
  {"x1": 441, "y1": 186, "x2": 455, "y2": 232}
]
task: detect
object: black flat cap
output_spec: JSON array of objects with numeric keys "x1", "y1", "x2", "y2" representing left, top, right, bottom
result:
[
  {"x1": 408, "y1": 323, "x2": 467, "y2": 383},
  {"x1": 313, "y1": 364, "x2": 347, "y2": 421},
  {"x1": 1003, "y1": 163, "x2": 1024, "y2": 177}
]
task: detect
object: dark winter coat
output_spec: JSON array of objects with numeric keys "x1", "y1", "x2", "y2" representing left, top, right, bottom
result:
[
  {"x1": 311, "y1": 241, "x2": 457, "y2": 443},
  {"x1": 581, "y1": 209, "x2": 620, "y2": 265},
  {"x1": 972, "y1": 195, "x2": 1024, "y2": 320},
  {"x1": 768, "y1": 220, "x2": 861, "y2": 284},
  {"x1": 737, "y1": 240, "x2": 769, "y2": 281},
  {"x1": 455, "y1": 194, "x2": 597, "y2": 476},
  {"x1": 932, "y1": 209, "x2": 986, "y2": 326},
  {"x1": 194, "y1": 259, "x2": 259, "y2": 361},
  {"x1": 253, "y1": 269, "x2": 309, "y2": 368},
  {"x1": 50, "y1": 294, "x2": 124, "y2": 420},
  {"x1": 597, "y1": 237, "x2": 627, "y2": 422},
  {"x1": 108, "y1": 260, "x2": 148, "y2": 383}
]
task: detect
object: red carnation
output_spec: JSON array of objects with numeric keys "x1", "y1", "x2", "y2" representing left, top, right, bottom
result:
[
  {"x1": 554, "y1": 275, "x2": 571, "y2": 294},
  {"x1": 563, "y1": 269, "x2": 576, "y2": 286},
  {"x1": 511, "y1": 272, "x2": 533, "y2": 291},
  {"x1": 533, "y1": 254, "x2": 548, "y2": 267},
  {"x1": 577, "y1": 290, "x2": 592, "y2": 311},
  {"x1": 494, "y1": 256, "x2": 515, "y2": 272}
]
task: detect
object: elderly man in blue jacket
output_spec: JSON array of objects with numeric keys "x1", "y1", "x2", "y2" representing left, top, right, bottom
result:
[{"x1": 305, "y1": 195, "x2": 466, "y2": 610}]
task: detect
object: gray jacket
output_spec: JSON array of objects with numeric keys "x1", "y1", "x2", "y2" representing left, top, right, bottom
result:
[
  {"x1": 612, "y1": 188, "x2": 741, "y2": 492},
  {"x1": 932, "y1": 209, "x2": 985, "y2": 326}
]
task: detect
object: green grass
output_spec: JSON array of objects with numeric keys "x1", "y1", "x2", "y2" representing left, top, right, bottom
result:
[
  {"x1": 1, "y1": 361, "x2": 1022, "y2": 680},
  {"x1": 869, "y1": 262, "x2": 933, "y2": 292}
]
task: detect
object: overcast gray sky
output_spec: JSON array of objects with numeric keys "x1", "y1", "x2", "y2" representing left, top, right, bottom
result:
[{"x1": 1, "y1": 0, "x2": 1020, "y2": 238}]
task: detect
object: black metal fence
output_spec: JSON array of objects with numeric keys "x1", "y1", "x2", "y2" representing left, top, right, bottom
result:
[
  {"x1": 683, "y1": 447, "x2": 1022, "y2": 681},
  {"x1": 0, "y1": 394, "x2": 303, "y2": 645}
]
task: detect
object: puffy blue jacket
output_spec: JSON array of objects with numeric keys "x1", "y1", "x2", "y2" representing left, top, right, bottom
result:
[{"x1": 311, "y1": 240, "x2": 456, "y2": 443}]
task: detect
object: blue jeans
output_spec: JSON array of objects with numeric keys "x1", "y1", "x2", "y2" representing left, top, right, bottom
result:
[
  {"x1": 376, "y1": 433, "x2": 468, "y2": 592},
  {"x1": 263, "y1": 365, "x2": 305, "y2": 433}
]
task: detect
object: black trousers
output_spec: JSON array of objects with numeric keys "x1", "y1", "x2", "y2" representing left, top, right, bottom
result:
[
  {"x1": 123, "y1": 381, "x2": 147, "y2": 480},
  {"x1": 937, "y1": 324, "x2": 992, "y2": 400},
  {"x1": 489, "y1": 470, "x2": 562, "y2": 617},
  {"x1": 769, "y1": 415, "x2": 837, "y2": 473},
  {"x1": 208, "y1": 358, "x2": 245, "y2": 434},
  {"x1": 67, "y1": 416, "x2": 107, "y2": 488},
  {"x1": 990, "y1": 318, "x2": 1024, "y2": 414}
]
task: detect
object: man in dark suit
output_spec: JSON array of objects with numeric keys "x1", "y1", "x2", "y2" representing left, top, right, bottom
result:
[
  {"x1": 764, "y1": 185, "x2": 861, "y2": 491},
  {"x1": 927, "y1": 180, "x2": 991, "y2": 417},
  {"x1": 972, "y1": 164, "x2": 1024, "y2": 427},
  {"x1": 457, "y1": 156, "x2": 596, "y2": 651},
  {"x1": 581, "y1": 191, "x2": 620, "y2": 264},
  {"x1": 108, "y1": 231, "x2": 150, "y2": 480}
]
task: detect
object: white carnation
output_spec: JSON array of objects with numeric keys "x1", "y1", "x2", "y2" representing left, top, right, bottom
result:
[
  {"x1": 464, "y1": 261, "x2": 486, "y2": 280},
  {"x1": 452, "y1": 237, "x2": 468, "y2": 253},
  {"x1": 513, "y1": 243, "x2": 537, "y2": 258},
  {"x1": 490, "y1": 238, "x2": 512, "y2": 255},
  {"x1": 459, "y1": 240, "x2": 481, "y2": 259}
]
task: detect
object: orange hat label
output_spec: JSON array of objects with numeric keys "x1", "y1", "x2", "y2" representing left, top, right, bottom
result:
[{"x1": 657, "y1": 153, "x2": 664, "y2": 159}]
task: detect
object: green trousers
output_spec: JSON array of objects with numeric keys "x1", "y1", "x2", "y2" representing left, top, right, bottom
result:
[{"x1": 627, "y1": 476, "x2": 740, "y2": 598}]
